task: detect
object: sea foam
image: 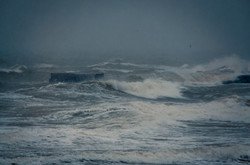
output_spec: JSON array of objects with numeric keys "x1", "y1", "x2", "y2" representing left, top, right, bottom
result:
[{"x1": 107, "y1": 79, "x2": 184, "y2": 99}]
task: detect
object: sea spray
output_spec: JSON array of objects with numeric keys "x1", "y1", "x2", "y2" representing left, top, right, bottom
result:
[{"x1": 107, "y1": 78, "x2": 184, "y2": 99}]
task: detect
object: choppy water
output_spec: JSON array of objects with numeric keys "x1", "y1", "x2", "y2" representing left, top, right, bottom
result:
[{"x1": 0, "y1": 57, "x2": 250, "y2": 165}]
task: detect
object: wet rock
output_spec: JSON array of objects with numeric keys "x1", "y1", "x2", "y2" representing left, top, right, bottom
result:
[
  {"x1": 246, "y1": 100, "x2": 250, "y2": 106},
  {"x1": 238, "y1": 155, "x2": 250, "y2": 162},
  {"x1": 223, "y1": 75, "x2": 250, "y2": 84}
]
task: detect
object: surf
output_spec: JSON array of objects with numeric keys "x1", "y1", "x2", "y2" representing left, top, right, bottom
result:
[{"x1": 106, "y1": 78, "x2": 184, "y2": 99}]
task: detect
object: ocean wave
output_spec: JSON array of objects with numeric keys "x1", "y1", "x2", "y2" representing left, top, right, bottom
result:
[
  {"x1": 86, "y1": 145, "x2": 250, "y2": 164},
  {"x1": 93, "y1": 67, "x2": 132, "y2": 73},
  {"x1": 186, "y1": 56, "x2": 249, "y2": 84},
  {"x1": 154, "y1": 56, "x2": 250, "y2": 85},
  {"x1": 0, "y1": 64, "x2": 28, "y2": 74},
  {"x1": 106, "y1": 79, "x2": 185, "y2": 99},
  {"x1": 128, "y1": 95, "x2": 250, "y2": 123},
  {"x1": 33, "y1": 63, "x2": 58, "y2": 69},
  {"x1": 87, "y1": 56, "x2": 249, "y2": 86}
]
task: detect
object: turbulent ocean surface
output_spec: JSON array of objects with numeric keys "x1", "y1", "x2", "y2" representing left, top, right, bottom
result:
[{"x1": 0, "y1": 57, "x2": 250, "y2": 165}]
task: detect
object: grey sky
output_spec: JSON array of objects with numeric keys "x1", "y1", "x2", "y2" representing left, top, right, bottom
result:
[{"x1": 0, "y1": 0, "x2": 249, "y2": 65}]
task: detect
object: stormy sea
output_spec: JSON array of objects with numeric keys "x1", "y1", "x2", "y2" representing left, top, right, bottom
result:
[{"x1": 0, "y1": 56, "x2": 250, "y2": 165}]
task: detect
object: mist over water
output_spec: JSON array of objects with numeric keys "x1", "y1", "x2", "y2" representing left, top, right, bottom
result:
[
  {"x1": 1, "y1": 0, "x2": 250, "y2": 165},
  {"x1": 1, "y1": 0, "x2": 250, "y2": 65}
]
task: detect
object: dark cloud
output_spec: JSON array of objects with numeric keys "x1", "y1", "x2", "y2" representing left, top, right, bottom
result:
[{"x1": 0, "y1": 0, "x2": 250, "y2": 65}]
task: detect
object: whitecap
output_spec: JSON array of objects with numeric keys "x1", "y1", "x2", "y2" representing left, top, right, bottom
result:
[{"x1": 107, "y1": 79, "x2": 184, "y2": 99}]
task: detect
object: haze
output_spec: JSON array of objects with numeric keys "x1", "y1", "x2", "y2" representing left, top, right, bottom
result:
[{"x1": 0, "y1": 0, "x2": 250, "y2": 65}]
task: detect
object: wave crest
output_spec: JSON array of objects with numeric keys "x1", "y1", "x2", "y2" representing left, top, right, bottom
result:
[
  {"x1": 0, "y1": 64, "x2": 28, "y2": 74},
  {"x1": 107, "y1": 79, "x2": 184, "y2": 99}
]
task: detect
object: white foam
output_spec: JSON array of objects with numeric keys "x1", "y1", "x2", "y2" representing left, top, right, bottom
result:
[
  {"x1": 0, "y1": 64, "x2": 28, "y2": 74},
  {"x1": 154, "y1": 56, "x2": 250, "y2": 85},
  {"x1": 107, "y1": 79, "x2": 184, "y2": 99},
  {"x1": 94, "y1": 67, "x2": 132, "y2": 73},
  {"x1": 128, "y1": 96, "x2": 250, "y2": 123},
  {"x1": 195, "y1": 55, "x2": 249, "y2": 72},
  {"x1": 33, "y1": 63, "x2": 58, "y2": 69}
]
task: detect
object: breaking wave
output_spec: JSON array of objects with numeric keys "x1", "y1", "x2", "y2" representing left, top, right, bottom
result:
[
  {"x1": 88, "y1": 56, "x2": 249, "y2": 86},
  {"x1": 33, "y1": 63, "x2": 58, "y2": 69},
  {"x1": 154, "y1": 56, "x2": 249, "y2": 84},
  {"x1": 0, "y1": 64, "x2": 28, "y2": 74},
  {"x1": 107, "y1": 79, "x2": 184, "y2": 99},
  {"x1": 1, "y1": 56, "x2": 250, "y2": 165},
  {"x1": 128, "y1": 95, "x2": 250, "y2": 123}
]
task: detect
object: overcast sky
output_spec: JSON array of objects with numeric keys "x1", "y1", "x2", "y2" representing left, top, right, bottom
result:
[{"x1": 0, "y1": 0, "x2": 249, "y2": 65}]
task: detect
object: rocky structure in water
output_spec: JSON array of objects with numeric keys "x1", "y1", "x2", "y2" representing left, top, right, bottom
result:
[
  {"x1": 223, "y1": 75, "x2": 250, "y2": 84},
  {"x1": 49, "y1": 73, "x2": 104, "y2": 83}
]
